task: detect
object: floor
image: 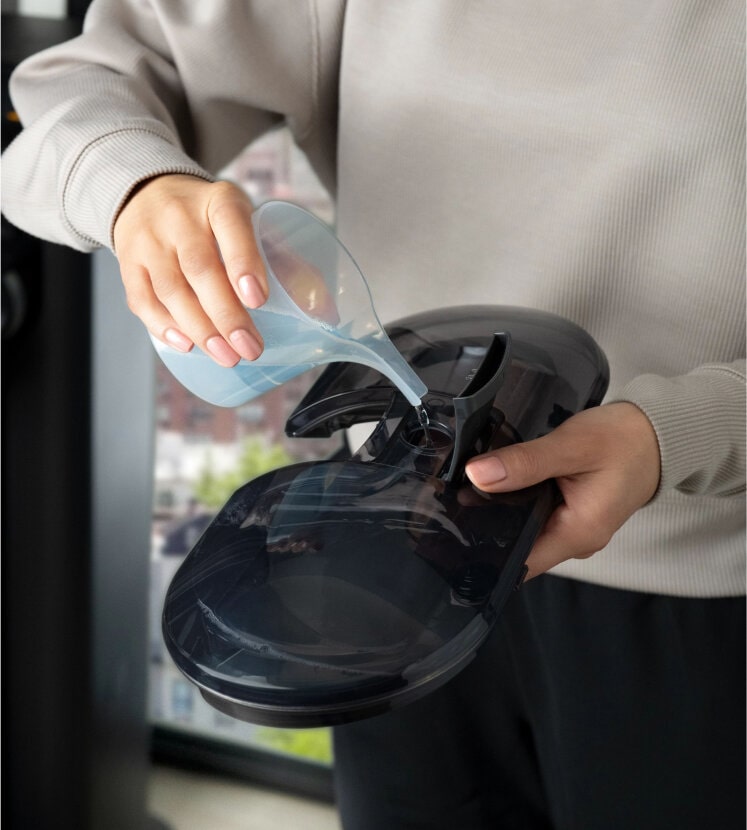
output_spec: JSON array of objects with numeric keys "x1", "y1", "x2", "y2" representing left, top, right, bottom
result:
[{"x1": 148, "y1": 764, "x2": 341, "y2": 830}]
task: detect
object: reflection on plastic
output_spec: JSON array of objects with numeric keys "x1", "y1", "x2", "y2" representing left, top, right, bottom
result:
[{"x1": 163, "y1": 459, "x2": 556, "y2": 726}]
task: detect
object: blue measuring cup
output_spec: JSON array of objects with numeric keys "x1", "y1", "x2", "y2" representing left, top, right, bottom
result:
[{"x1": 150, "y1": 201, "x2": 427, "y2": 408}]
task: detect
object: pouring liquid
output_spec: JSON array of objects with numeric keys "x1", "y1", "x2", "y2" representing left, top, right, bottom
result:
[{"x1": 415, "y1": 404, "x2": 434, "y2": 449}]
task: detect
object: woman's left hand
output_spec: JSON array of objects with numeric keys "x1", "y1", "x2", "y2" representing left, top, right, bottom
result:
[{"x1": 465, "y1": 402, "x2": 661, "y2": 579}]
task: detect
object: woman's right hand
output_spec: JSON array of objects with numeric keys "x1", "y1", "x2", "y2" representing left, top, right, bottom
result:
[{"x1": 113, "y1": 174, "x2": 268, "y2": 367}]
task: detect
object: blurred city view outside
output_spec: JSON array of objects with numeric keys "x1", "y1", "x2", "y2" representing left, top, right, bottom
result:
[{"x1": 149, "y1": 128, "x2": 337, "y2": 766}]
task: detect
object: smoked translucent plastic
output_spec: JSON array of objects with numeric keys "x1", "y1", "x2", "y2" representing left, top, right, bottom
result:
[{"x1": 162, "y1": 306, "x2": 609, "y2": 727}]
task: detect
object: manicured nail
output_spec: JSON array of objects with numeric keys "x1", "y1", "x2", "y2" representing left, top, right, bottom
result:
[
  {"x1": 229, "y1": 328, "x2": 263, "y2": 361},
  {"x1": 206, "y1": 336, "x2": 240, "y2": 367},
  {"x1": 164, "y1": 327, "x2": 193, "y2": 352},
  {"x1": 466, "y1": 456, "x2": 507, "y2": 485},
  {"x1": 238, "y1": 274, "x2": 267, "y2": 308}
]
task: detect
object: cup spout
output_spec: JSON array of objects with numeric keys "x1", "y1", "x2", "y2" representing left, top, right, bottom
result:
[{"x1": 349, "y1": 335, "x2": 428, "y2": 407}]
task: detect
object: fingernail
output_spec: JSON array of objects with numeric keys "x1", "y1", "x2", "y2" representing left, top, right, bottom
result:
[
  {"x1": 466, "y1": 456, "x2": 507, "y2": 485},
  {"x1": 238, "y1": 274, "x2": 267, "y2": 308},
  {"x1": 164, "y1": 327, "x2": 193, "y2": 352},
  {"x1": 206, "y1": 336, "x2": 240, "y2": 367},
  {"x1": 229, "y1": 328, "x2": 263, "y2": 361}
]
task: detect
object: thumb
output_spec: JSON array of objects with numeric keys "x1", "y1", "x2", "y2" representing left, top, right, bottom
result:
[{"x1": 465, "y1": 429, "x2": 579, "y2": 493}]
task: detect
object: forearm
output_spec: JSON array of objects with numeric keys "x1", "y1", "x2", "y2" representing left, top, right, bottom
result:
[
  {"x1": 2, "y1": 97, "x2": 213, "y2": 251},
  {"x1": 612, "y1": 359, "x2": 746, "y2": 498},
  {"x1": 2, "y1": 8, "x2": 212, "y2": 248},
  {"x1": 0, "y1": 0, "x2": 314, "y2": 250}
]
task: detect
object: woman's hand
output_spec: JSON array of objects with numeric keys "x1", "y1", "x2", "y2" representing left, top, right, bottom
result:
[
  {"x1": 465, "y1": 402, "x2": 661, "y2": 579},
  {"x1": 113, "y1": 174, "x2": 268, "y2": 366}
]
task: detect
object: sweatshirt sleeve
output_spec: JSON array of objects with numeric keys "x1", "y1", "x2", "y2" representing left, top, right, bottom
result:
[
  {"x1": 1, "y1": 0, "x2": 343, "y2": 251},
  {"x1": 612, "y1": 359, "x2": 746, "y2": 499}
]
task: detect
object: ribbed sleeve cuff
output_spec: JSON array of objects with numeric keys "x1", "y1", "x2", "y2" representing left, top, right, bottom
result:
[
  {"x1": 62, "y1": 127, "x2": 215, "y2": 249},
  {"x1": 611, "y1": 364, "x2": 746, "y2": 498}
]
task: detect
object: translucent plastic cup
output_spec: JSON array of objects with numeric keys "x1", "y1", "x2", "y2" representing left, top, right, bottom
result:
[{"x1": 151, "y1": 201, "x2": 427, "y2": 407}]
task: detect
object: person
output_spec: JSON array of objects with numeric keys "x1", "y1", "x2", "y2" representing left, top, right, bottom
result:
[{"x1": 3, "y1": 2, "x2": 744, "y2": 828}]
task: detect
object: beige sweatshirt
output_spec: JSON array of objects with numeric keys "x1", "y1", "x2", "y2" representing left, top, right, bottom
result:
[{"x1": 3, "y1": 0, "x2": 744, "y2": 596}]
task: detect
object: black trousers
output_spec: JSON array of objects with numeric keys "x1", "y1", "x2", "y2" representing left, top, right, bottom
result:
[{"x1": 333, "y1": 575, "x2": 746, "y2": 830}]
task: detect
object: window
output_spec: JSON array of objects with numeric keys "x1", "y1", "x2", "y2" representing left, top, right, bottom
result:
[{"x1": 148, "y1": 128, "x2": 339, "y2": 780}]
